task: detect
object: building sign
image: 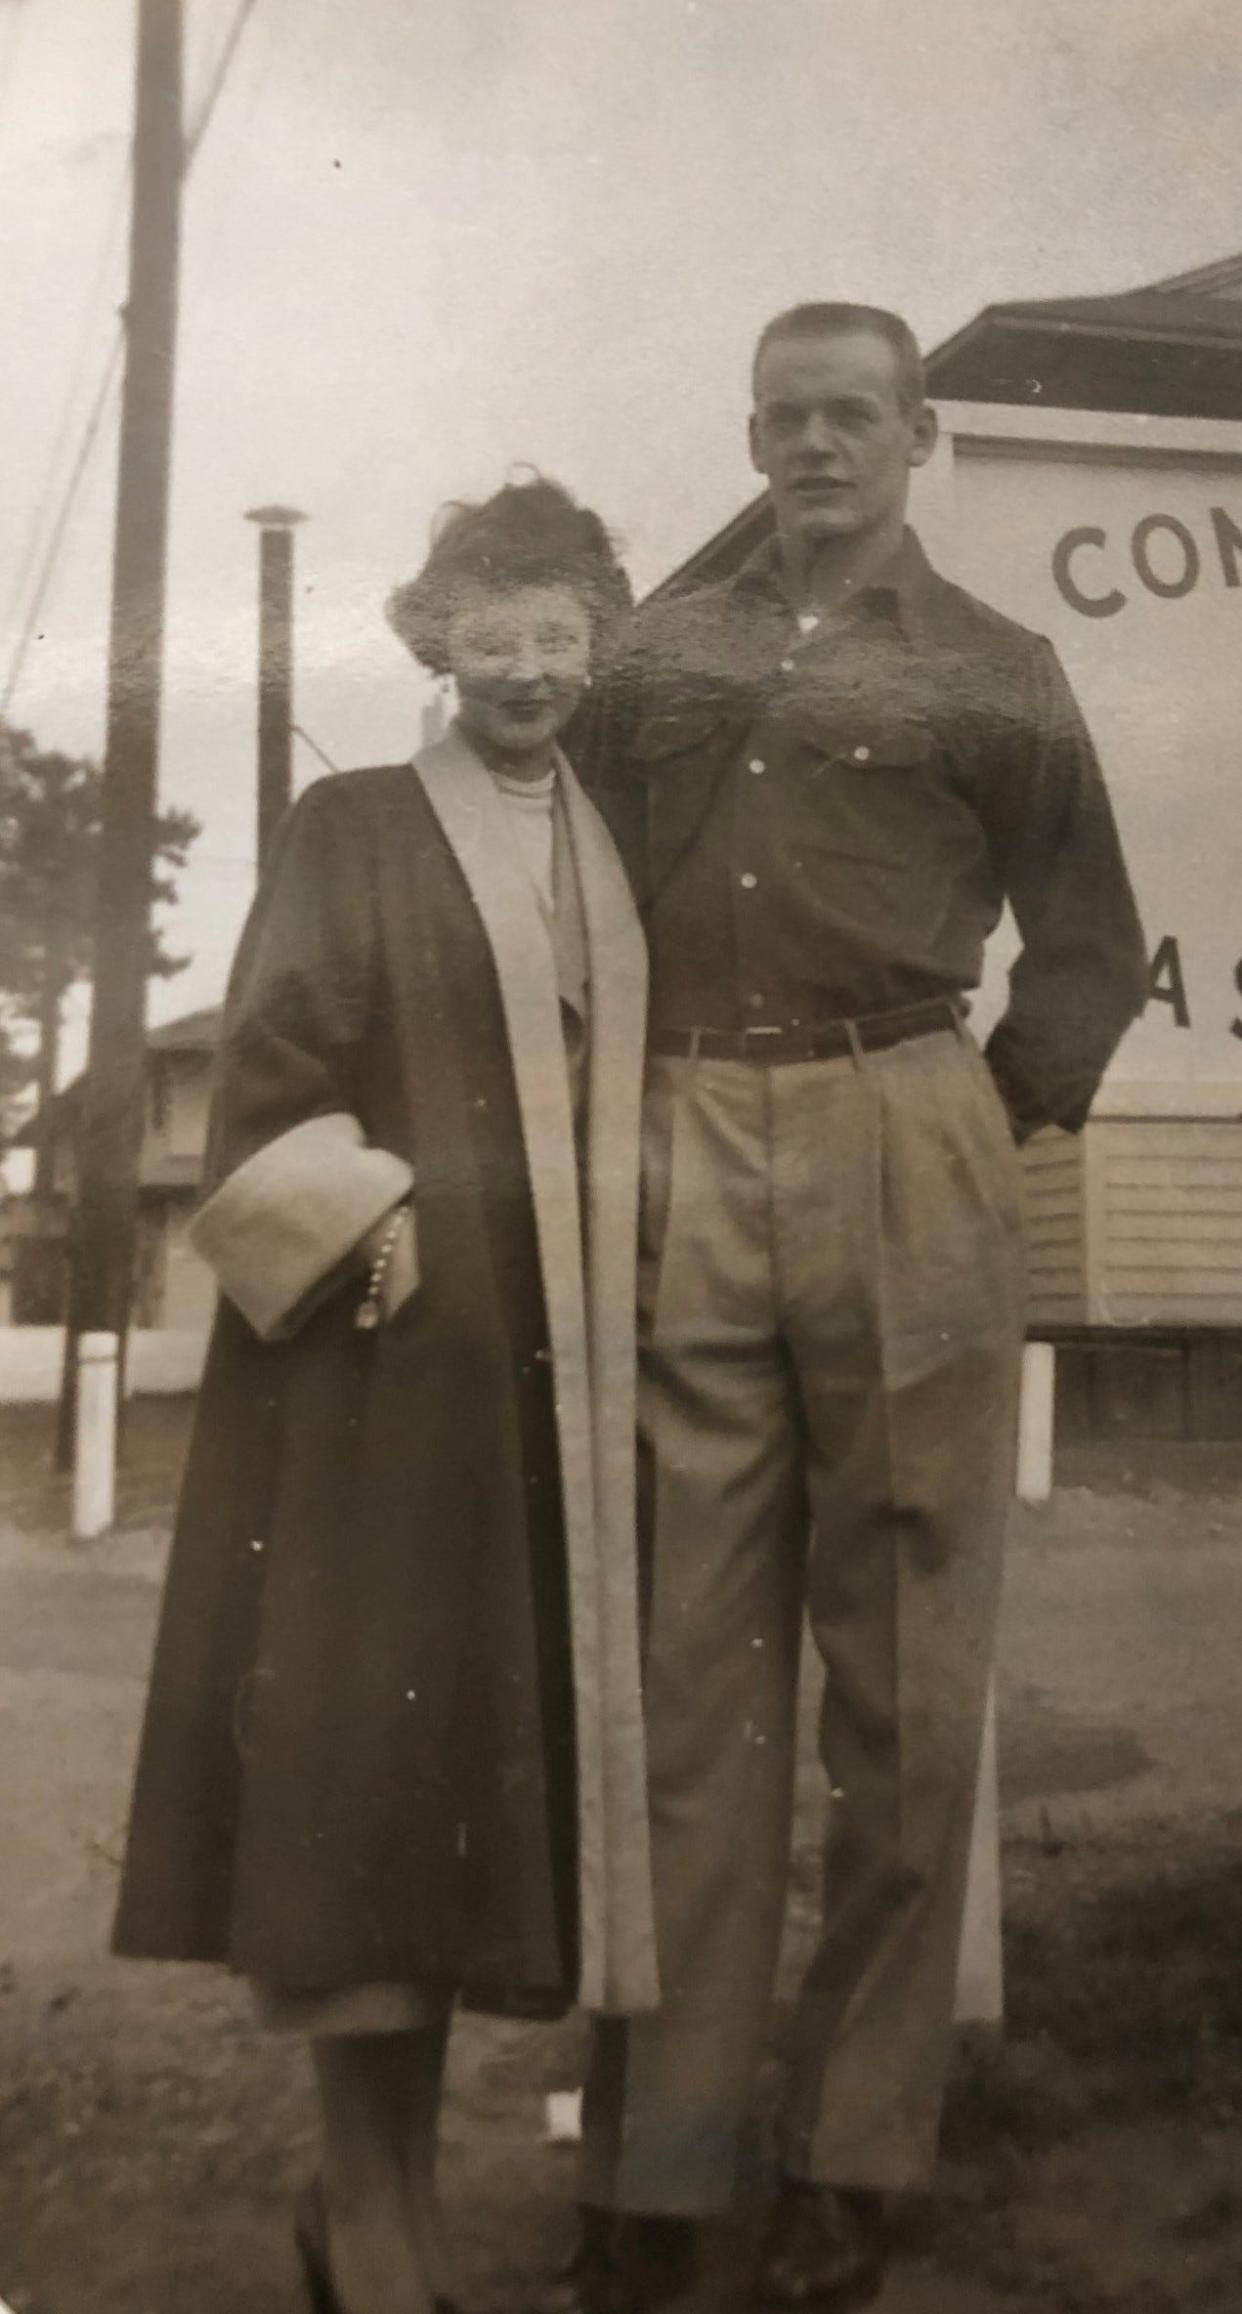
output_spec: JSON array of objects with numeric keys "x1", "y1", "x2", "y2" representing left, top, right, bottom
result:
[
  {"x1": 921, "y1": 409, "x2": 1242, "y2": 1116},
  {"x1": 1051, "y1": 503, "x2": 1242, "y2": 619}
]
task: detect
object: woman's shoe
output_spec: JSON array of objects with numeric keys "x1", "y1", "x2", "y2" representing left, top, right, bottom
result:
[
  {"x1": 756, "y1": 2179, "x2": 886, "y2": 2310},
  {"x1": 294, "y1": 2178, "x2": 464, "y2": 2314}
]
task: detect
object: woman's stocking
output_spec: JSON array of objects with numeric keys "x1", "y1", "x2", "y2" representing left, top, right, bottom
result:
[{"x1": 312, "y1": 2025, "x2": 449, "y2": 2314}]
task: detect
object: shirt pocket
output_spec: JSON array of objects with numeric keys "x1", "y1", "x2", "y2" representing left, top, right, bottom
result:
[
  {"x1": 793, "y1": 712, "x2": 936, "y2": 781},
  {"x1": 630, "y1": 706, "x2": 741, "y2": 895},
  {"x1": 629, "y1": 704, "x2": 733, "y2": 769},
  {"x1": 786, "y1": 717, "x2": 957, "y2": 944},
  {"x1": 787, "y1": 715, "x2": 939, "y2": 877}
]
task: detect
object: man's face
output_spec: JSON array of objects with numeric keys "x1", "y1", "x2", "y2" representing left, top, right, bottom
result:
[{"x1": 749, "y1": 328, "x2": 937, "y2": 551}]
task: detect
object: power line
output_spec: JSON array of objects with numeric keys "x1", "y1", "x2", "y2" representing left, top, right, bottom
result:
[
  {"x1": 0, "y1": 0, "x2": 263, "y2": 720},
  {"x1": 0, "y1": 333, "x2": 123, "y2": 719},
  {"x1": 293, "y1": 724, "x2": 342, "y2": 775},
  {"x1": 0, "y1": 7, "x2": 130, "y2": 662},
  {"x1": 2, "y1": 160, "x2": 130, "y2": 645},
  {"x1": 185, "y1": 0, "x2": 260, "y2": 167}
]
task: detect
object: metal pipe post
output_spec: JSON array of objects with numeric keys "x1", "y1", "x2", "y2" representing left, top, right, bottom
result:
[{"x1": 245, "y1": 505, "x2": 306, "y2": 870}]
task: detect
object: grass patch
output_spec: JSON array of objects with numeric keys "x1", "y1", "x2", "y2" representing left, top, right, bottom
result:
[{"x1": 1000, "y1": 1840, "x2": 1242, "y2": 2121}]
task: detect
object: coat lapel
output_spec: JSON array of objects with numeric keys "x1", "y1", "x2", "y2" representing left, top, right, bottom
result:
[
  {"x1": 412, "y1": 725, "x2": 657, "y2": 2012},
  {"x1": 557, "y1": 755, "x2": 657, "y2": 2009},
  {"x1": 412, "y1": 725, "x2": 591, "y2": 1526}
]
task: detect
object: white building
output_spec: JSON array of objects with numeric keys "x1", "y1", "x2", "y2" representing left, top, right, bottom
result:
[{"x1": 6, "y1": 1007, "x2": 218, "y2": 1333}]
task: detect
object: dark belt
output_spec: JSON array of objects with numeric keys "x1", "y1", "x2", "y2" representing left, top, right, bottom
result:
[{"x1": 649, "y1": 997, "x2": 962, "y2": 1065}]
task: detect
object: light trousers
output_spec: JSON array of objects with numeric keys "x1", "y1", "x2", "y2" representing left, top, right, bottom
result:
[{"x1": 581, "y1": 1028, "x2": 1025, "y2": 2210}]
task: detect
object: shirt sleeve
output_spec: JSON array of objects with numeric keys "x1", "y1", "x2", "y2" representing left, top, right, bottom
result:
[
  {"x1": 191, "y1": 777, "x2": 414, "y2": 1338},
  {"x1": 566, "y1": 628, "x2": 650, "y2": 902},
  {"x1": 983, "y1": 638, "x2": 1149, "y2": 1141}
]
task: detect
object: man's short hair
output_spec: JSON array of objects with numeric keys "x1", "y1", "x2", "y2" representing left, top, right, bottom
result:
[{"x1": 752, "y1": 303, "x2": 927, "y2": 413}]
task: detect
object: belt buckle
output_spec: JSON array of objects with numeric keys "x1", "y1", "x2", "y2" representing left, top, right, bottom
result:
[{"x1": 741, "y1": 1024, "x2": 786, "y2": 1053}]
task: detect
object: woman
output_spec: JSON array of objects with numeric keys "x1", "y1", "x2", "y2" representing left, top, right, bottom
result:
[{"x1": 113, "y1": 479, "x2": 657, "y2": 2314}]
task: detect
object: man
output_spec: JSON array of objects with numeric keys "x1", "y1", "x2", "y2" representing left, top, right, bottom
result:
[{"x1": 565, "y1": 304, "x2": 1147, "y2": 2314}]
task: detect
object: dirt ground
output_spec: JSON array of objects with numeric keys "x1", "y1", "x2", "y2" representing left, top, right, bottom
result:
[{"x1": 1, "y1": 1402, "x2": 1241, "y2": 2314}]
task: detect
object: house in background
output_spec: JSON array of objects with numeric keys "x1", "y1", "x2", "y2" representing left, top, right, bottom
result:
[{"x1": 7, "y1": 1006, "x2": 219, "y2": 1331}]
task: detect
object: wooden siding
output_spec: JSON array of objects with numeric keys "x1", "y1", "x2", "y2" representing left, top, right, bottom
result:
[
  {"x1": 1020, "y1": 1131, "x2": 1087, "y2": 1326},
  {"x1": 1089, "y1": 1120, "x2": 1242, "y2": 1326},
  {"x1": 1020, "y1": 1119, "x2": 1242, "y2": 1329}
]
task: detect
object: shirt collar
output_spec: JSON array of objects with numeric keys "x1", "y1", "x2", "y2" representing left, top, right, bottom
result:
[{"x1": 732, "y1": 524, "x2": 935, "y2": 645}]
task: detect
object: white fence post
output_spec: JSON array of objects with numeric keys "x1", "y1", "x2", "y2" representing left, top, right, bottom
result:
[
  {"x1": 73, "y1": 1330, "x2": 119, "y2": 1541},
  {"x1": 954, "y1": 1677, "x2": 1004, "y2": 2024},
  {"x1": 1016, "y1": 1339, "x2": 1056, "y2": 1506},
  {"x1": 955, "y1": 1341, "x2": 1057, "y2": 2025}
]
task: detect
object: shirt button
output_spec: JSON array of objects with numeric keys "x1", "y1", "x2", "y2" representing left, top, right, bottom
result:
[
  {"x1": 779, "y1": 657, "x2": 795, "y2": 674},
  {"x1": 853, "y1": 744, "x2": 871, "y2": 763},
  {"x1": 747, "y1": 992, "x2": 766, "y2": 1010},
  {"x1": 739, "y1": 871, "x2": 758, "y2": 891},
  {"x1": 748, "y1": 757, "x2": 765, "y2": 775}
]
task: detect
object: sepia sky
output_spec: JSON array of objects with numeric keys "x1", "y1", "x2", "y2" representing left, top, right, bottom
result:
[{"x1": 1, "y1": 0, "x2": 1239, "y2": 1032}]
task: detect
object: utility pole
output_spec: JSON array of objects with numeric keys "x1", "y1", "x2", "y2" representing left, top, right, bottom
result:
[
  {"x1": 60, "y1": 0, "x2": 183, "y2": 1493},
  {"x1": 244, "y1": 504, "x2": 306, "y2": 870}
]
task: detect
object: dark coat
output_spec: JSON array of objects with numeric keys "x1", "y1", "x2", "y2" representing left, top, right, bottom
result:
[{"x1": 113, "y1": 731, "x2": 656, "y2": 2017}]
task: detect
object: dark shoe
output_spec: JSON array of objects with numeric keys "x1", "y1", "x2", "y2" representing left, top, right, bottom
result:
[
  {"x1": 614, "y1": 2213, "x2": 700, "y2": 2313},
  {"x1": 756, "y1": 2180, "x2": 886, "y2": 2310},
  {"x1": 540, "y1": 2206, "x2": 700, "y2": 2314},
  {"x1": 538, "y1": 2202, "x2": 615, "y2": 2314},
  {"x1": 538, "y1": 2205, "x2": 617, "y2": 2313},
  {"x1": 294, "y1": 2179, "x2": 463, "y2": 2314},
  {"x1": 294, "y1": 2185, "x2": 344, "y2": 2314}
]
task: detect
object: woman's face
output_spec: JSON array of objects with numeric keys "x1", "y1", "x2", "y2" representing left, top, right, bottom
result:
[{"x1": 445, "y1": 581, "x2": 593, "y2": 770}]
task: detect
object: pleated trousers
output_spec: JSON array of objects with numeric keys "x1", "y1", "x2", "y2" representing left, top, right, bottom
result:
[{"x1": 581, "y1": 1026, "x2": 1025, "y2": 2211}]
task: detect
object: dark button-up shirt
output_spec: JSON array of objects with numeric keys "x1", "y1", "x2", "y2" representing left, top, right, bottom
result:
[{"x1": 581, "y1": 529, "x2": 1148, "y2": 1138}]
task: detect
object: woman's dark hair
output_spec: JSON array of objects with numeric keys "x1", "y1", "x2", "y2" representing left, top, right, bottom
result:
[{"x1": 387, "y1": 475, "x2": 633, "y2": 676}]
